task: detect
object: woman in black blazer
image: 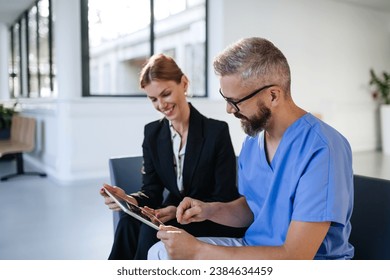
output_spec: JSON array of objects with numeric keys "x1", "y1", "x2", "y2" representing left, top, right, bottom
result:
[{"x1": 101, "y1": 54, "x2": 246, "y2": 259}]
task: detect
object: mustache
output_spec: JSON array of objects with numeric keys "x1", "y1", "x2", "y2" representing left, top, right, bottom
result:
[{"x1": 234, "y1": 112, "x2": 246, "y2": 120}]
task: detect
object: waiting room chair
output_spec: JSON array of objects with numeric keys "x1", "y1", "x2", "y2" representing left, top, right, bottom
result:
[
  {"x1": 349, "y1": 175, "x2": 390, "y2": 260},
  {"x1": 108, "y1": 155, "x2": 143, "y2": 231},
  {"x1": 0, "y1": 115, "x2": 47, "y2": 181}
]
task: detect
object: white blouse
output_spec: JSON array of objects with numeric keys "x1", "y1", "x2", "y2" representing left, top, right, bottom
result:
[{"x1": 169, "y1": 123, "x2": 186, "y2": 192}]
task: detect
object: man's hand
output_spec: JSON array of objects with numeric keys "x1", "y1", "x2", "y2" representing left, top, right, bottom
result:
[
  {"x1": 176, "y1": 197, "x2": 211, "y2": 224},
  {"x1": 157, "y1": 225, "x2": 202, "y2": 259}
]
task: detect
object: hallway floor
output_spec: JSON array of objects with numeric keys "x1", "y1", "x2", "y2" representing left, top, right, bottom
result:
[{"x1": 0, "y1": 158, "x2": 114, "y2": 260}]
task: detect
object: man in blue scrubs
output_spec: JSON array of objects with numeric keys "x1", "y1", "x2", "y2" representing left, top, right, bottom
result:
[{"x1": 148, "y1": 37, "x2": 354, "y2": 260}]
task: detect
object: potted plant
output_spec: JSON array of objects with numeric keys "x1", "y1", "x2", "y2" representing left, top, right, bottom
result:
[
  {"x1": 0, "y1": 103, "x2": 18, "y2": 139},
  {"x1": 369, "y1": 69, "x2": 390, "y2": 155}
]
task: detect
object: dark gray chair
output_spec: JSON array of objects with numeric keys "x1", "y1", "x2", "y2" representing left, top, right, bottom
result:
[
  {"x1": 349, "y1": 175, "x2": 390, "y2": 260},
  {"x1": 108, "y1": 155, "x2": 143, "y2": 231}
]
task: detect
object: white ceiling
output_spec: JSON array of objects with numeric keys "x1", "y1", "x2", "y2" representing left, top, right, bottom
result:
[
  {"x1": 0, "y1": 0, "x2": 35, "y2": 26},
  {"x1": 0, "y1": 0, "x2": 390, "y2": 26}
]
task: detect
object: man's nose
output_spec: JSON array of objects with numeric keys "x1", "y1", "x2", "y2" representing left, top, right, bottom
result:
[{"x1": 226, "y1": 102, "x2": 236, "y2": 114}]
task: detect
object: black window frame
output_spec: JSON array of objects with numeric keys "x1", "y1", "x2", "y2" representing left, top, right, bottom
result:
[{"x1": 80, "y1": 0, "x2": 208, "y2": 98}]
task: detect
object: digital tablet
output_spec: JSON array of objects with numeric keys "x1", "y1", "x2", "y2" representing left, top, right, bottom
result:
[{"x1": 103, "y1": 186, "x2": 164, "y2": 230}]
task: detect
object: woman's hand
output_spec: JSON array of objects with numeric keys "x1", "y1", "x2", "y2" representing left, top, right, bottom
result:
[
  {"x1": 143, "y1": 205, "x2": 177, "y2": 223},
  {"x1": 99, "y1": 183, "x2": 137, "y2": 211}
]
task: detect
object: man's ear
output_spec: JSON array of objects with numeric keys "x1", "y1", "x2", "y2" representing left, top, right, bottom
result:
[{"x1": 269, "y1": 88, "x2": 283, "y2": 104}]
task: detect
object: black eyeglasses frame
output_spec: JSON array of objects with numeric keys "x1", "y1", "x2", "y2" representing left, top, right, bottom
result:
[{"x1": 219, "y1": 84, "x2": 275, "y2": 112}]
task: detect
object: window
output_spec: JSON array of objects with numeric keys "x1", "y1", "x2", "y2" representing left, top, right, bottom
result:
[
  {"x1": 38, "y1": 0, "x2": 55, "y2": 97},
  {"x1": 28, "y1": 6, "x2": 39, "y2": 97},
  {"x1": 9, "y1": 23, "x2": 21, "y2": 98},
  {"x1": 8, "y1": 0, "x2": 55, "y2": 99},
  {"x1": 82, "y1": 0, "x2": 207, "y2": 97}
]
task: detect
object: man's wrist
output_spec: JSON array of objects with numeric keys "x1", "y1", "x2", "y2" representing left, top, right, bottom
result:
[
  {"x1": 193, "y1": 238, "x2": 208, "y2": 260},
  {"x1": 207, "y1": 202, "x2": 220, "y2": 221}
]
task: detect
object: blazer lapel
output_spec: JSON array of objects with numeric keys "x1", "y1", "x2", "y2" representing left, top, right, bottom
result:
[
  {"x1": 157, "y1": 120, "x2": 182, "y2": 197},
  {"x1": 182, "y1": 105, "x2": 204, "y2": 193}
]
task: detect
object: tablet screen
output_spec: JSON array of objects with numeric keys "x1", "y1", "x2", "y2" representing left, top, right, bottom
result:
[{"x1": 103, "y1": 187, "x2": 164, "y2": 230}]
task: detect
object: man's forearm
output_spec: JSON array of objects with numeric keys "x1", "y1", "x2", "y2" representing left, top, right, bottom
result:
[{"x1": 207, "y1": 197, "x2": 253, "y2": 228}]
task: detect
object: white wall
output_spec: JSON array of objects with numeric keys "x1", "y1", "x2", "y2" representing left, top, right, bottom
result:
[
  {"x1": 6, "y1": 0, "x2": 390, "y2": 182},
  {"x1": 208, "y1": 0, "x2": 390, "y2": 151}
]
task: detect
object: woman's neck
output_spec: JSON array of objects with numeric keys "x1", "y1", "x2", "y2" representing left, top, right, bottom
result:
[{"x1": 171, "y1": 103, "x2": 190, "y2": 136}]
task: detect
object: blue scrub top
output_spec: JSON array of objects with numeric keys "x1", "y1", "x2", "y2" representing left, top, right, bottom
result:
[{"x1": 238, "y1": 113, "x2": 354, "y2": 259}]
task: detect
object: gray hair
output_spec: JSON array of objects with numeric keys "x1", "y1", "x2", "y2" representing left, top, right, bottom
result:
[{"x1": 213, "y1": 37, "x2": 291, "y2": 93}]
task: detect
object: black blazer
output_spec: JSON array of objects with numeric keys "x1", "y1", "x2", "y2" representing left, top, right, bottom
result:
[{"x1": 134, "y1": 103, "x2": 240, "y2": 208}]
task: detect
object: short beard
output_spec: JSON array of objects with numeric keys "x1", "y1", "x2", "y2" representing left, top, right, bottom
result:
[{"x1": 234, "y1": 103, "x2": 271, "y2": 137}]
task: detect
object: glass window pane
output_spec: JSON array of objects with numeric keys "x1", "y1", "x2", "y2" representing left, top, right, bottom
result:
[
  {"x1": 88, "y1": 0, "x2": 151, "y2": 95},
  {"x1": 154, "y1": 0, "x2": 186, "y2": 20},
  {"x1": 9, "y1": 29, "x2": 15, "y2": 97},
  {"x1": 85, "y1": 0, "x2": 206, "y2": 97},
  {"x1": 154, "y1": 0, "x2": 206, "y2": 97},
  {"x1": 12, "y1": 24, "x2": 21, "y2": 98},
  {"x1": 38, "y1": 0, "x2": 53, "y2": 97},
  {"x1": 28, "y1": 5, "x2": 39, "y2": 98},
  {"x1": 20, "y1": 16, "x2": 29, "y2": 98}
]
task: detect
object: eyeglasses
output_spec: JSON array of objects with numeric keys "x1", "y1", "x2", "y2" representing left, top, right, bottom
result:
[{"x1": 219, "y1": 84, "x2": 275, "y2": 112}]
